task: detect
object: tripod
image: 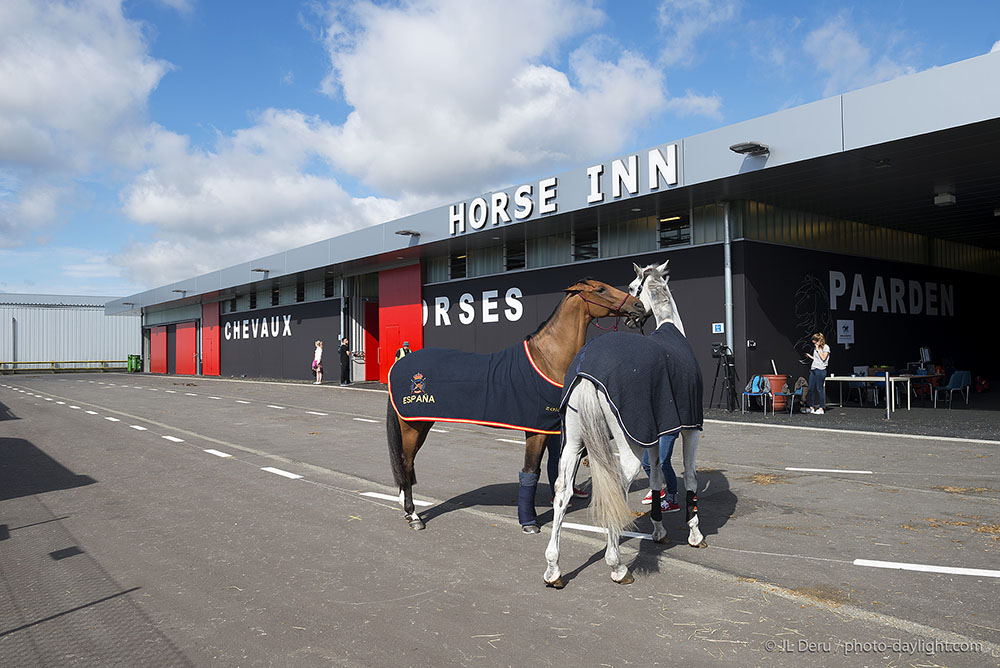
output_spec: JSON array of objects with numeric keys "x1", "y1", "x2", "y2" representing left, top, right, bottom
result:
[{"x1": 710, "y1": 344, "x2": 739, "y2": 411}]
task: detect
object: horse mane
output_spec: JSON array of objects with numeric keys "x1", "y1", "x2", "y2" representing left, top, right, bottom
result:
[{"x1": 525, "y1": 277, "x2": 594, "y2": 340}]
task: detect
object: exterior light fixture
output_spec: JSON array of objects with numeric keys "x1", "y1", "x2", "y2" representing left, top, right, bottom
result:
[
  {"x1": 171, "y1": 289, "x2": 187, "y2": 296},
  {"x1": 395, "y1": 229, "x2": 420, "y2": 237},
  {"x1": 251, "y1": 267, "x2": 269, "y2": 278},
  {"x1": 659, "y1": 216, "x2": 681, "y2": 223},
  {"x1": 934, "y1": 193, "x2": 956, "y2": 207},
  {"x1": 729, "y1": 141, "x2": 770, "y2": 156},
  {"x1": 631, "y1": 207, "x2": 642, "y2": 212},
  {"x1": 122, "y1": 302, "x2": 135, "y2": 306}
]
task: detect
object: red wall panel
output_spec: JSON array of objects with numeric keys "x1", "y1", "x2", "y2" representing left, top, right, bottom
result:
[
  {"x1": 201, "y1": 303, "x2": 220, "y2": 376},
  {"x1": 175, "y1": 321, "x2": 198, "y2": 375},
  {"x1": 364, "y1": 301, "x2": 380, "y2": 381},
  {"x1": 150, "y1": 326, "x2": 167, "y2": 374},
  {"x1": 378, "y1": 263, "x2": 423, "y2": 384}
]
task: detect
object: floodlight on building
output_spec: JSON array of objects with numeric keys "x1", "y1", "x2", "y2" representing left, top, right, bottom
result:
[
  {"x1": 251, "y1": 267, "x2": 269, "y2": 278},
  {"x1": 729, "y1": 141, "x2": 770, "y2": 156},
  {"x1": 171, "y1": 289, "x2": 187, "y2": 296},
  {"x1": 934, "y1": 193, "x2": 956, "y2": 207},
  {"x1": 395, "y1": 229, "x2": 420, "y2": 237}
]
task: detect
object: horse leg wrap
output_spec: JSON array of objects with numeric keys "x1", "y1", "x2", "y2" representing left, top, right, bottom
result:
[
  {"x1": 518, "y1": 471, "x2": 539, "y2": 526},
  {"x1": 685, "y1": 490, "x2": 698, "y2": 524},
  {"x1": 649, "y1": 492, "x2": 663, "y2": 523}
]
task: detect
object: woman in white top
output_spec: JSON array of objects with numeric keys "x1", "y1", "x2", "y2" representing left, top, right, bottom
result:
[
  {"x1": 313, "y1": 340, "x2": 324, "y2": 384},
  {"x1": 803, "y1": 332, "x2": 830, "y2": 414}
]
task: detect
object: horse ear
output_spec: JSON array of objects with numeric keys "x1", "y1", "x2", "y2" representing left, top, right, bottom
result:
[
  {"x1": 632, "y1": 262, "x2": 642, "y2": 277},
  {"x1": 656, "y1": 260, "x2": 670, "y2": 278}
]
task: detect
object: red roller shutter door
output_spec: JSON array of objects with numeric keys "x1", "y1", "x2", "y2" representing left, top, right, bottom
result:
[
  {"x1": 150, "y1": 326, "x2": 167, "y2": 374},
  {"x1": 175, "y1": 321, "x2": 198, "y2": 375},
  {"x1": 201, "y1": 303, "x2": 220, "y2": 376},
  {"x1": 378, "y1": 264, "x2": 422, "y2": 384}
]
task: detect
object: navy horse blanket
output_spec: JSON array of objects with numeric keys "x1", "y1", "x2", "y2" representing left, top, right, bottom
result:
[
  {"x1": 560, "y1": 323, "x2": 703, "y2": 447},
  {"x1": 388, "y1": 341, "x2": 563, "y2": 435}
]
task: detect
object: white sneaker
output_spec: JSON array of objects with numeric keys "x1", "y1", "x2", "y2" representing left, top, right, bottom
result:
[
  {"x1": 313, "y1": 381, "x2": 321, "y2": 384},
  {"x1": 803, "y1": 406, "x2": 813, "y2": 414},
  {"x1": 812, "y1": 407, "x2": 825, "y2": 415}
]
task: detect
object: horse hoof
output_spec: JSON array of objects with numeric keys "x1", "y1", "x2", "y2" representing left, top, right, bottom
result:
[
  {"x1": 654, "y1": 535, "x2": 671, "y2": 545},
  {"x1": 545, "y1": 577, "x2": 565, "y2": 589},
  {"x1": 522, "y1": 524, "x2": 540, "y2": 534},
  {"x1": 614, "y1": 571, "x2": 635, "y2": 585},
  {"x1": 408, "y1": 518, "x2": 426, "y2": 530},
  {"x1": 690, "y1": 540, "x2": 708, "y2": 548}
]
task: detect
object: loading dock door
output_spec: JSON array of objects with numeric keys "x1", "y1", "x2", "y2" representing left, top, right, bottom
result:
[
  {"x1": 150, "y1": 326, "x2": 167, "y2": 374},
  {"x1": 175, "y1": 321, "x2": 198, "y2": 375},
  {"x1": 201, "y1": 303, "x2": 220, "y2": 376}
]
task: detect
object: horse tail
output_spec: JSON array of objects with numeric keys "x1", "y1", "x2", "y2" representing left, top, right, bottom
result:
[
  {"x1": 386, "y1": 396, "x2": 411, "y2": 488},
  {"x1": 576, "y1": 380, "x2": 634, "y2": 543}
]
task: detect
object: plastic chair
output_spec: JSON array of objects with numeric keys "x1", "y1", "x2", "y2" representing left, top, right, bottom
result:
[
  {"x1": 846, "y1": 379, "x2": 866, "y2": 406},
  {"x1": 933, "y1": 370, "x2": 971, "y2": 409},
  {"x1": 773, "y1": 381, "x2": 803, "y2": 415},
  {"x1": 742, "y1": 375, "x2": 773, "y2": 415}
]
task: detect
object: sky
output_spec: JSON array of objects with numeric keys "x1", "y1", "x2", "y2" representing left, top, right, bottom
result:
[{"x1": 1, "y1": 0, "x2": 998, "y2": 297}]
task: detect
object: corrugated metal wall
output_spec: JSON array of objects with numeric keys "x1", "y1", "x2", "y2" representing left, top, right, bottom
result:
[{"x1": 1, "y1": 304, "x2": 141, "y2": 368}]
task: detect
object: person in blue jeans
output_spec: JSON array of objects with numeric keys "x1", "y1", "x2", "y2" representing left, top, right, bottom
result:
[
  {"x1": 641, "y1": 432, "x2": 680, "y2": 512},
  {"x1": 804, "y1": 332, "x2": 831, "y2": 415}
]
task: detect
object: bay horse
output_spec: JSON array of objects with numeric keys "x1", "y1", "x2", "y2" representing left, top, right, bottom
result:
[
  {"x1": 386, "y1": 279, "x2": 645, "y2": 532},
  {"x1": 544, "y1": 261, "x2": 706, "y2": 587}
]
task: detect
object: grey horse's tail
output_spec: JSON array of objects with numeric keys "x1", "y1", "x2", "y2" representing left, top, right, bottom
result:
[
  {"x1": 386, "y1": 396, "x2": 413, "y2": 488},
  {"x1": 575, "y1": 380, "x2": 634, "y2": 543}
]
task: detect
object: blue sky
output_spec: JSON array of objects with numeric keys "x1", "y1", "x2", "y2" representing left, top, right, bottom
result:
[{"x1": 1, "y1": 0, "x2": 998, "y2": 296}]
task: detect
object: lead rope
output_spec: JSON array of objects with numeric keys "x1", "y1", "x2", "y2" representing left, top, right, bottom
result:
[{"x1": 576, "y1": 292, "x2": 629, "y2": 332}]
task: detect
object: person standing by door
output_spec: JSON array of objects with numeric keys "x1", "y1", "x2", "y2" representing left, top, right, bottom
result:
[
  {"x1": 394, "y1": 341, "x2": 412, "y2": 363},
  {"x1": 313, "y1": 340, "x2": 324, "y2": 384},
  {"x1": 339, "y1": 337, "x2": 351, "y2": 386}
]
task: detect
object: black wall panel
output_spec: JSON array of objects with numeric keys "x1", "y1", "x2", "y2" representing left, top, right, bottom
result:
[{"x1": 220, "y1": 300, "x2": 341, "y2": 380}]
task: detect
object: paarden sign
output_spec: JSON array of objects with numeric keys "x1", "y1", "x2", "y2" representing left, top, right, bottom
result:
[{"x1": 448, "y1": 144, "x2": 678, "y2": 236}]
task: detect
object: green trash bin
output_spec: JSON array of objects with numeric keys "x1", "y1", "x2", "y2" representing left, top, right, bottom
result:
[{"x1": 127, "y1": 354, "x2": 142, "y2": 372}]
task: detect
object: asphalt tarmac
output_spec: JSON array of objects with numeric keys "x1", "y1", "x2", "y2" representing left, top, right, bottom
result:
[{"x1": 1, "y1": 373, "x2": 998, "y2": 667}]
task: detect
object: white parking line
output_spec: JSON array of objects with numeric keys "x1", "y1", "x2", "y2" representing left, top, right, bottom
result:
[
  {"x1": 130, "y1": 425, "x2": 148, "y2": 431},
  {"x1": 266, "y1": 405, "x2": 286, "y2": 410},
  {"x1": 185, "y1": 392, "x2": 198, "y2": 396},
  {"x1": 162, "y1": 435, "x2": 184, "y2": 443},
  {"x1": 235, "y1": 400, "x2": 250, "y2": 404},
  {"x1": 44, "y1": 398, "x2": 53, "y2": 401},
  {"x1": 785, "y1": 467, "x2": 873, "y2": 474},
  {"x1": 853, "y1": 559, "x2": 1000, "y2": 578},
  {"x1": 85, "y1": 410, "x2": 98, "y2": 415},
  {"x1": 361, "y1": 492, "x2": 432, "y2": 507},
  {"x1": 306, "y1": 411, "x2": 328, "y2": 416},
  {"x1": 55, "y1": 401, "x2": 65, "y2": 405},
  {"x1": 69, "y1": 405, "x2": 80, "y2": 409},
  {"x1": 165, "y1": 390, "x2": 176, "y2": 393},
  {"x1": 204, "y1": 449, "x2": 232, "y2": 458},
  {"x1": 353, "y1": 417, "x2": 377, "y2": 423},
  {"x1": 496, "y1": 438, "x2": 525, "y2": 444},
  {"x1": 261, "y1": 466, "x2": 302, "y2": 479},
  {"x1": 105, "y1": 417, "x2": 120, "y2": 422},
  {"x1": 562, "y1": 521, "x2": 653, "y2": 541},
  {"x1": 209, "y1": 396, "x2": 221, "y2": 400}
]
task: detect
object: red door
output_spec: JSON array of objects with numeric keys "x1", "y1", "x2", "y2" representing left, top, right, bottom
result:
[
  {"x1": 378, "y1": 264, "x2": 423, "y2": 384},
  {"x1": 175, "y1": 321, "x2": 198, "y2": 375},
  {"x1": 201, "y1": 303, "x2": 220, "y2": 376},
  {"x1": 364, "y1": 301, "x2": 380, "y2": 381},
  {"x1": 150, "y1": 326, "x2": 167, "y2": 374}
]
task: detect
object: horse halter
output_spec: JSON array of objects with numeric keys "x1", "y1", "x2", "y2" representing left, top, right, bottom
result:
[{"x1": 575, "y1": 289, "x2": 630, "y2": 332}]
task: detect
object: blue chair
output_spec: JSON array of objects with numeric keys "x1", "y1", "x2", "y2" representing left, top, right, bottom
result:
[
  {"x1": 773, "y1": 378, "x2": 804, "y2": 414},
  {"x1": 846, "y1": 379, "x2": 867, "y2": 406},
  {"x1": 742, "y1": 375, "x2": 773, "y2": 415},
  {"x1": 933, "y1": 370, "x2": 971, "y2": 409}
]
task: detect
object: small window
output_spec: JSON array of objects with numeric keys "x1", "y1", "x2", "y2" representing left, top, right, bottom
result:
[
  {"x1": 505, "y1": 239, "x2": 525, "y2": 271},
  {"x1": 249, "y1": 291, "x2": 256, "y2": 310},
  {"x1": 658, "y1": 214, "x2": 691, "y2": 248},
  {"x1": 271, "y1": 282, "x2": 280, "y2": 306},
  {"x1": 230, "y1": 297, "x2": 237, "y2": 312},
  {"x1": 295, "y1": 275, "x2": 305, "y2": 302},
  {"x1": 449, "y1": 253, "x2": 467, "y2": 280},
  {"x1": 573, "y1": 228, "x2": 599, "y2": 261},
  {"x1": 324, "y1": 273, "x2": 336, "y2": 298}
]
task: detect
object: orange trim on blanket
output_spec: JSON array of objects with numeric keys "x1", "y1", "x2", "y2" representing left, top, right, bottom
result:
[{"x1": 523, "y1": 340, "x2": 563, "y2": 388}]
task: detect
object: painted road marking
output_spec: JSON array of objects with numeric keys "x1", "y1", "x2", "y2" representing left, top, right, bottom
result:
[
  {"x1": 130, "y1": 425, "x2": 148, "y2": 431},
  {"x1": 235, "y1": 400, "x2": 250, "y2": 404},
  {"x1": 261, "y1": 467, "x2": 302, "y2": 479},
  {"x1": 56, "y1": 401, "x2": 66, "y2": 404},
  {"x1": 562, "y1": 521, "x2": 654, "y2": 542},
  {"x1": 209, "y1": 396, "x2": 221, "y2": 400},
  {"x1": 85, "y1": 410, "x2": 98, "y2": 415},
  {"x1": 266, "y1": 405, "x2": 286, "y2": 410},
  {"x1": 69, "y1": 405, "x2": 80, "y2": 409},
  {"x1": 165, "y1": 390, "x2": 176, "y2": 393},
  {"x1": 185, "y1": 392, "x2": 198, "y2": 396},
  {"x1": 496, "y1": 438, "x2": 525, "y2": 444},
  {"x1": 361, "y1": 492, "x2": 432, "y2": 507},
  {"x1": 430, "y1": 428, "x2": 449, "y2": 433},
  {"x1": 105, "y1": 417, "x2": 120, "y2": 422},
  {"x1": 353, "y1": 417, "x2": 377, "y2": 423},
  {"x1": 44, "y1": 398, "x2": 53, "y2": 401},
  {"x1": 306, "y1": 411, "x2": 328, "y2": 416},
  {"x1": 204, "y1": 449, "x2": 232, "y2": 458},
  {"x1": 162, "y1": 435, "x2": 184, "y2": 443},
  {"x1": 786, "y1": 467, "x2": 873, "y2": 474},
  {"x1": 854, "y1": 559, "x2": 1000, "y2": 578}
]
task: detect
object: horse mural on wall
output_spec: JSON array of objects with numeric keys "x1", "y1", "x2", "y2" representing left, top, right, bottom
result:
[{"x1": 386, "y1": 278, "x2": 646, "y2": 532}]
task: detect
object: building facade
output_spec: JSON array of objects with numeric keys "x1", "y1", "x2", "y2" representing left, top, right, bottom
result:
[{"x1": 110, "y1": 52, "x2": 1000, "y2": 394}]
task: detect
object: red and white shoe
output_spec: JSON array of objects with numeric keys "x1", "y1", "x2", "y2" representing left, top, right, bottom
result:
[
  {"x1": 661, "y1": 497, "x2": 681, "y2": 513},
  {"x1": 641, "y1": 489, "x2": 667, "y2": 505},
  {"x1": 572, "y1": 486, "x2": 590, "y2": 499}
]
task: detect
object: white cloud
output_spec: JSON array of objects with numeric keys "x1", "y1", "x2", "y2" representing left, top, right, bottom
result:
[
  {"x1": 803, "y1": 12, "x2": 916, "y2": 97},
  {"x1": 314, "y1": 0, "x2": 665, "y2": 197},
  {"x1": 656, "y1": 0, "x2": 740, "y2": 66},
  {"x1": 665, "y1": 90, "x2": 723, "y2": 119},
  {"x1": 992, "y1": 39, "x2": 1000, "y2": 53}
]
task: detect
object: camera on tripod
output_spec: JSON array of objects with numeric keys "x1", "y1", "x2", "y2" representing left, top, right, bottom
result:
[
  {"x1": 710, "y1": 341, "x2": 738, "y2": 411},
  {"x1": 712, "y1": 342, "x2": 732, "y2": 358}
]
